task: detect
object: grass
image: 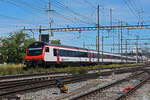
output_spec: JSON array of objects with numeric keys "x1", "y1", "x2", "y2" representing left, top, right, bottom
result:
[{"x1": 0, "y1": 63, "x2": 146, "y2": 76}]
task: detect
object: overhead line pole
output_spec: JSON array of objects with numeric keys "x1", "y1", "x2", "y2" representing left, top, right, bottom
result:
[
  {"x1": 110, "y1": 8, "x2": 115, "y2": 53},
  {"x1": 118, "y1": 21, "x2": 120, "y2": 54},
  {"x1": 125, "y1": 39, "x2": 127, "y2": 63},
  {"x1": 136, "y1": 35, "x2": 139, "y2": 63},
  {"x1": 49, "y1": 0, "x2": 52, "y2": 39},
  {"x1": 102, "y1": 35, "x2": 104, "y2": 63},
  {"x1": 48, "y1": 0, "x2": 53, "y2": 41},
  {"x1": 39, "y1": 25, "x2": 42, "y2": 41},
  {"x1": 97, "y1": 5, "x2": 100, "y2": 64},
  {"x1": 121, "y1": 21, "x2": 123, "y2": 63}
]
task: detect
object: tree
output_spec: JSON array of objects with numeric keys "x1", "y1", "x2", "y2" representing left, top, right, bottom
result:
[
  {"x1": 0, "y1": 31, "x2": 36, "y2": 63},
  {"x1": 51, "y1": 40, "x2": 61, "y2": 45}
]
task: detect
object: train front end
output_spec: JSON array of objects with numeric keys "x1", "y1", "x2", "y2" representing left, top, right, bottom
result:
[{"x1": 25, "y1": 42, "x2": 46, "y2": 67}]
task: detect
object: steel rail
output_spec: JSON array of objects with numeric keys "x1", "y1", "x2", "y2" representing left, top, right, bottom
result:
[
  {"x1": 70, "y1": 72, "x2": 145, "y2": 100},
  {"x1": 115, "y1": 76, "x2": 150, "y2": 100},
  {"x1": 0, "y1": 65, "x2": 148, "y2": 90},
  {"x1": 0, "y1": 65, "x2": 149, "y2": 99},
  {"x1": 0, "y1": 64, "x2": 147, "y2": 81},
  {"x1": 0, "y1": 73, "x2": 101, "y2": 98},
  {"x1": 0, "y1": 71, "x2": 68, "y2": 80}
]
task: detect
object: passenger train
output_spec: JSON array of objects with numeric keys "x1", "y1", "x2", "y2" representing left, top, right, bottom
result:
[{"x1": 25, "y1": 41, "x2": 138, "y2": 67}]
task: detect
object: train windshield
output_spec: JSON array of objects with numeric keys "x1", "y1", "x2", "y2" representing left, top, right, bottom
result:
[{"x1": 27, "y1": 42, "x2": 44, "y2": 56}]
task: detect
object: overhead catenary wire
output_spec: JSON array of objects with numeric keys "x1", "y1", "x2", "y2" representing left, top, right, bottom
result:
[
  {"x1": 31, "y1": 0, "x2": 47, "y2": 6},
  {"x1": 54, "y1": 1, "x2": 96, "y2": 26},
  {"x1": 128, "y1": 0, "x2": 138, "y2": 12},
  {"x1": 0, "y1": 1, "x2": 51, "y2": 36},
  {"x1": 82, "y1": 0, "x2": 97, "y2": 9},
  {"x1": 55, "y1": 1, "x2": 93, "y2": 20},
  {"x1": 53, "y1": 11, "x2": 80, "y2": 24},
  {"x1": 52, "y1": 36, "x2": 96, "y2": 49},
  {"x1": 0, "y1": 0, "x2": 50, "y2": 26},
  {"x1": 54, "y1": 11, "x2": 95, "y2": 25},
  {"x1": 1, "y1": 0, "x2": 47, "y2": 15},
  {"x1": 0, "y1": 13, "x2": 47, "y2": 27},
  {"x1": 0, "y1": 0, "x2": 97, "y2": 27},
  {"x1": 10, "y1": 0, "x2": 46, "y2": 12},
  {"x1": 124, "y1": 0, "x2": 145, "y2": 24},
  {"x1": 123, "y1": 0, "x2": 139, "y2": 21},
  {"x1": 41, "y1": 0, "x2": 49, "y2": 4},
  {"x1": 0, "y1": 0, "x2": 147, "y2": 52},
  {"x1": 6, "y1": 0, "x2": 96, "y2": 27},
  {"x1": 128, "y1": 0, "x2": 144, "y2": 19}
]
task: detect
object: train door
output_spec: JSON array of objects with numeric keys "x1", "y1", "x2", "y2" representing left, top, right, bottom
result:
[
  {"x1": 89, "y1": 52, "x2": 92, "y2": 64},
  {"x1": 53, "y1": 48, "x2": 60, "y2": 64},
  {"x1": 44, "y1": 47, "x2": 51, "y2": 61},
  {"x1": 109, "y1": 55, "x2": 112, "y2": 63}
]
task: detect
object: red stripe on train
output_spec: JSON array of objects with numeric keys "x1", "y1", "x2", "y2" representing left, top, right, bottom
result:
[
  {"x1": 89, "y1": 53, "x2": 92, "y2": 64},
  {"x1": 57, "y1": 49, "x2": 60, "y2": 64}
]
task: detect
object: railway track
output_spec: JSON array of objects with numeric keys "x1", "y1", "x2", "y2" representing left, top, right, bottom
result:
[
  {"x1": 0, "y1": 71, "x2": 68, "y2": 81},
  {"x1": 0, "y1": 64, "x2": 148, "y2": 81},
  {"x1": 70, "y1": 71, "x2": 150, "y2": 100},
  {"x1": 0, "y1": 64, "x2": 148, "y2": 90},
  {"x1": 0, "y1": 73, "x2": 102, "y2": 99},
  {"x1": 0, "y1": 64, "x2": 149, "y2": 99},
  {"x1": 0, "y1": 64, "x2": 147, "y2": 88},
  {"x1": 115, "y1": 77, "x2": 150, "y2": 100}
]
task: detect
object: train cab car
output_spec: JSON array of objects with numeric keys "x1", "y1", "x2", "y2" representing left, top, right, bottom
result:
[
  {"x1": 25, "y1": 42, "x2": 46, "y2": 67},
  {"x1": 25, "y1": 41, "x2": 137, "y2": 68},
  {"x1": 25, "y1": 41, "x2": 94, "y2": 67}
]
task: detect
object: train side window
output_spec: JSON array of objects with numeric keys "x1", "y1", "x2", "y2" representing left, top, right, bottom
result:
[
  {"x1": 78, "y1": 52, "x2": 81, "y2": 57},
  {"x1": 45, "y1": 47, "x2": 49, "y2": 52},
  {"x1": 61, "y1": 50, "x2": 65, "y2": 56},
  {"x1": 69, "y1": 51, "x2": 72, "y2": 57},
  {"x1": 74, "y1": 51, "x2": 78, "y2": 57},
  {"x1": 72, "y1": 51, "x2": 75, "y2": 56},
  {"x1": 64, "y1": 50, "x2": 67, "y2": 56},
  {"x1": 59, "y1": 50, "x2": 62, "y2": 56}
]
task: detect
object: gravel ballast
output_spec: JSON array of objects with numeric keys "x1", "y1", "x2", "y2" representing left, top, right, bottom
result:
[{"x1": 17, "y1": 73, "x2": 131, "y2": 100}]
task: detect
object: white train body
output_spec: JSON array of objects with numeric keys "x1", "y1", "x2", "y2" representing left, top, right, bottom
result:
[{"x1": 25, "y1": 42, "x2": 137, "y2": 67}]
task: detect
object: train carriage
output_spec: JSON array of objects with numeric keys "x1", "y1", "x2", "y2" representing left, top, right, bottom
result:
[{"x1": 25, "y1": 41, "x2": 137, "y2": 67}]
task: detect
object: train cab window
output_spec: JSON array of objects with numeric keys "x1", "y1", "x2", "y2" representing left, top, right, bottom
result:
[{"x1": 45, "y1": 47, "x2": 49, "y2": 52}]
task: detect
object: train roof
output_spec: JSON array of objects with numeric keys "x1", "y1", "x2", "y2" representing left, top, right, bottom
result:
[
  {"x1": 40, "y1": 41, "x2": 89, "y2": 51},
  {"x1": 31, "y1": 41, "x2": 134, "y2": 58},
  {"x1": 33, "y1": 41, "x2": 108, "y2": 52}
]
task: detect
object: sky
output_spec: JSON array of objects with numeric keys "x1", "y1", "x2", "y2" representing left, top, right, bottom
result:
[{"x1": 0, "y1": 0, "x2": 150, "y2": 53}]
